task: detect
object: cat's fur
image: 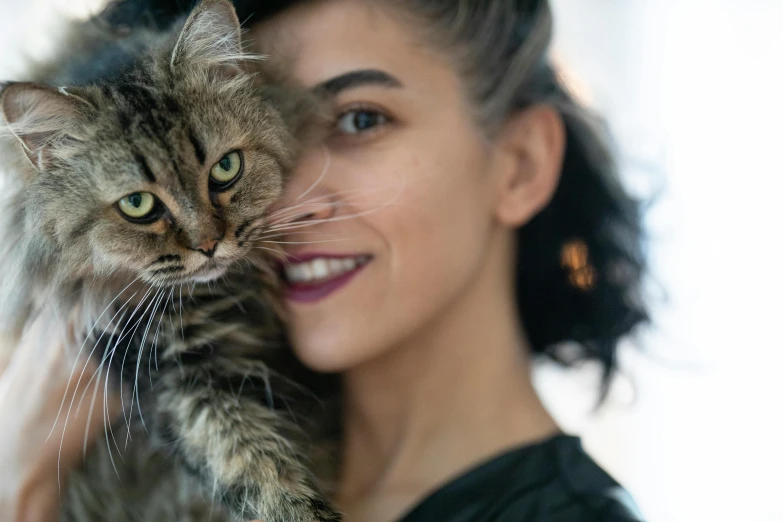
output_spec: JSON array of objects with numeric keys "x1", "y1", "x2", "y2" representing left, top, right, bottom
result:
[{"x1": 0, "y1": 1, "x2": 341, "y2": 520}]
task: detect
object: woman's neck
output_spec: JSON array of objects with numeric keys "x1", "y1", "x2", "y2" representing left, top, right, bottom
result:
[{"x1": 336, "y1": 238, "x2": 560, "y2": 522}]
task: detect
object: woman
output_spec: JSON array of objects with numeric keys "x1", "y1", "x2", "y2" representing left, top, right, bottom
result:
[{"x1": 2, "y1": 0, "x2": 648, "y2": 520}]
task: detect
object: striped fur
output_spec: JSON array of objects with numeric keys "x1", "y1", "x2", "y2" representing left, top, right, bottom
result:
[{"x1": 0, "y1": 1, "x2": 340, "y2": 520}]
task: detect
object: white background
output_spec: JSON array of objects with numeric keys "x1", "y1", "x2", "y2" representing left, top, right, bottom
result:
[{"x1": 1, "y1": 1, "x2": 782, "y2": 521}]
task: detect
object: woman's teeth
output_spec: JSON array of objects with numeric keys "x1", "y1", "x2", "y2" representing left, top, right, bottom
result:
[{"x1": 284, "y1": 255, "x2": 370, "y2": 284}]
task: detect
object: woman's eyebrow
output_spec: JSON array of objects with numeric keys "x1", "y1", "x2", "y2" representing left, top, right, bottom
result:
[{"x1": 313, "y1": 69, "x2": 403, "y2": 96}]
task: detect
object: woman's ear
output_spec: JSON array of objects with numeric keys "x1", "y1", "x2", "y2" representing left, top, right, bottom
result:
[{"x1": 492, "y1": 104, "x2": 565, "y2": 227}]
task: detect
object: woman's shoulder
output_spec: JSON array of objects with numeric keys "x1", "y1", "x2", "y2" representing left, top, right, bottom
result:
[{"x1": 398, "y1": 434, "x2": 645, "y2": 522}]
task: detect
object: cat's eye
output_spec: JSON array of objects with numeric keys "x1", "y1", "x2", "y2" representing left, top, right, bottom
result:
[
  {"x1": 336, "y1": 109, "x2": 389, "y2": 135},
  {"x1": 116, "y1": 192, "x2": 162, "y2": 223},
  {"x1": 209, "y1": 151, "x2": 243, "y2": 191}
]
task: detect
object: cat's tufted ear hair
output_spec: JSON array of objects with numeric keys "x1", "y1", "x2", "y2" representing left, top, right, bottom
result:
[
  {"x1": 0, "y1": 82, "x2": 92, "y2": 172},
  {"x1": 170, "y1": 0, "x2": 249, "y2": 78}
]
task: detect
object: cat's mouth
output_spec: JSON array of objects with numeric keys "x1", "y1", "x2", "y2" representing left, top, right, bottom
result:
[
  {"x1": 148, "y1": 261, "x2": 230, "y2": 286},
  {"x1": 190, "y1": 263, "x2": 230, "y2": 283}
]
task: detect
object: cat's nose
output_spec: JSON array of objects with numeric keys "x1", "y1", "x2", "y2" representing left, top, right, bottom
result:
[{"x1": 195, "y1": 239, "x2": 219, "y2": 258}]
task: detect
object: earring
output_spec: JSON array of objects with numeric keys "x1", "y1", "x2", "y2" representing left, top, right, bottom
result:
[{"x1": 560, "y1": 239, "x2": 596, "y2": 291}]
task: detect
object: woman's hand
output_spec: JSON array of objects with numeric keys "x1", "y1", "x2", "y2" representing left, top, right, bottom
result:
[{"x1": 0, "y1": 312, "x2": 120, "y2": 522}]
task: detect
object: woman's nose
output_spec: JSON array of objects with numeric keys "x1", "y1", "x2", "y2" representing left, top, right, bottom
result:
[{"x1": 296, "y1": 194, "x2": 336, "y2": 222}]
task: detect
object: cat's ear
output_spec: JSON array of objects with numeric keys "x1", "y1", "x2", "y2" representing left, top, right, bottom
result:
[
  {"x1": 170, "y1": 0, "x2": 244, "y2": 78},
  {"x1": 0, "y1": 82, "x2": 91, "y2": 171}
]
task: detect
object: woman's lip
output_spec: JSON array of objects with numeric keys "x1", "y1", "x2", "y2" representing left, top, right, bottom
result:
[
  {"x1": 283, "y1": 254, "x2": 372, "y2": 304},
  {"x1": 283, "y1": 252, "x2": 364, "y2": 263}
]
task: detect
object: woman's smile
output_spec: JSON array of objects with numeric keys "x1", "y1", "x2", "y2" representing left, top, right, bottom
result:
[{"x1": 282, "y1": 252, "x2": 373, "y2": 303}]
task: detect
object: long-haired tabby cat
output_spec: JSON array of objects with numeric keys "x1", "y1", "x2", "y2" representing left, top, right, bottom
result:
[{"x1": 0, "y1": 1, "x2": 341, "y2": 520}]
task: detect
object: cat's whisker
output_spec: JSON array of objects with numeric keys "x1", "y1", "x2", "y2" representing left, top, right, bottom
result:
[
  {"x1": 264, "y1": 201, "x2": 347, "y2": 229},
  {"x1": 231, "y1": 256, "x2": 254, "y2": 277},
  {"x1": 264, "y1": 193, "x2": 350, "y2": 232},
  {"x1": 266, "y1": 189, "x2": 404, "y2": 234},
  {"x1": 71, "y1": 303, "x2": 135, "y2": 424},
  {"x1": 240, "y1": 224, "x2": 266, "y2": 244},
  {"x1": 164, "y1": 295, "x2": 177, "y2": 369},
  {"x1": 266, "y1": 184, "x2": 382, "y2": 221},
  {"x1": 149, "y1": 287, "x2": 174, "y2": 391},
  {"x1": 160, "y1": 287, "x2": 176, "y2": 370},
  {"x1": 296, "y1": 145, "x2": 331, "y2": 202},
  {"x1": 55, "y1": 354, "x2": 95, "y2": 495},
  {"x1": 264, "y1": 202, "x2": 338, "y2": 228},
  {"x1": 131, "y1": 288, "x2": 168, "y2": 435},
  {"x1": 72, "y1": 306, "x2": 131, "y2": 452},
  {"x1": 265, "y1": 195, "x2": 336, "y2": 220},
  {"x1": 83, "y1": 348, "x2": 105, "y2": 459},
  {"x1": 100, "y1": 297, "x2": 156, "y2": 474},
  {"x1": 48, "y1": 276, "x2": 143, "y2": 444},
  {"x1": 265, "y1": 184, "x2": 397, "y2": 228},
  {"x1": 178, "y1": 284, "x2": 185, "y2": 342},
  {"x1": 104, "y1": 302, "x2": 145, "y2": 469},
  {"x1": 257, "y1": 229, "x2": 343, "y2": 240},
  {"x1": 71, "y1": 298, "x2": 133, "y2": 416},
  {"x1": 258, "y1": 238, "x2": 350, "y2": 245},
  {"x1": 108, "y1": 289, "x2": 153, "y2": 427},
  {"x1": 85, "y1": 300, "x2": 138, "y2": 479},
  {"x1": 55, "y1": 284, "x2": 143, "y2": 493},
  {"x1": 114, "y1": 286, "x2": 159, "y2": 439},
  {"x1": 103, "y1": 364, "x2": 122, "y2": 480},
  {"x1": 244, "y1": 233, "x2": 287, "y2": 257},
  {"x1": 250, "y1": 245, "x2": 289, "y2": 266},
  {"x1": 253, "y1": 231, "x2": 343, "y2": 243}
]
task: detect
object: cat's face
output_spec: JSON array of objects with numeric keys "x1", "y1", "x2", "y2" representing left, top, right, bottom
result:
[
  {"x1": 1, "y1": 0, "x2": 320, "y2": 287},
  {"x1": 38, "y1": 78, "x2": 291, "y2": 285}
]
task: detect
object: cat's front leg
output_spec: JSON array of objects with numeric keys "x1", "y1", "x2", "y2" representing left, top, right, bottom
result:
[{"x1": 153, "y1": 357, "x2": 341, "y2": 522}]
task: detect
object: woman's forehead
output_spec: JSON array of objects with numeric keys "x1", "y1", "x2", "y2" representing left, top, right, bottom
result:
[{"x1": 249, "y1": 0, "x2": 439, "y2": 89}]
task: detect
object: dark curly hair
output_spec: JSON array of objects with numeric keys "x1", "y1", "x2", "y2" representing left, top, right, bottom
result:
[{"x1": 99, "y1": 0, "x2": 649, "y2": 397}]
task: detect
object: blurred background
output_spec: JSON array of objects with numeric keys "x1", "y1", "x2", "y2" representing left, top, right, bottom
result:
[{"x1": 1, "y1": 0, "x2": 782, "y2": 520}]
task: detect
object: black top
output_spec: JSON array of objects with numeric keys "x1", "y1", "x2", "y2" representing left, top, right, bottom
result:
[{"x1": 397, "y1": 434, "x2": 645, "y2": 522}]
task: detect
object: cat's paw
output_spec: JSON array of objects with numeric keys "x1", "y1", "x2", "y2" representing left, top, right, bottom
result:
[{"x1": 224, "y1": 488, "x2": 341, "y2": 522}]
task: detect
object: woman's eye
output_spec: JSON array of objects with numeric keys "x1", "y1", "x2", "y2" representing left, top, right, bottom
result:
[
  {"x1": 210, "y1": 151, "x2": 243, "y2": 189},
  {"x1": 336, "y1": 109, "x2": 389, "y2": 135},
  {"x1": 117, "y1": 192, "x2": 158, "y2": 221}
]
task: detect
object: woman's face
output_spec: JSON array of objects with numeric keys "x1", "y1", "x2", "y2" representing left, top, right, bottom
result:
[{"x1": 253, "y1": 0, "x2": 512, "y2": 372}]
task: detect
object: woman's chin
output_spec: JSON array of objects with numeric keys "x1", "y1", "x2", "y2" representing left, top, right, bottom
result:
[
  {"x1": 290, "y1": 331, "x2": 380, "y2": 374},
  {"x1": 292, "y1": 343, "x2": 354, "y2": 374}
]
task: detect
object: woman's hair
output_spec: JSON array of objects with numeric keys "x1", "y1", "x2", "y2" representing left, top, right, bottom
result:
[{"x1": 101, "y1": 0, "x2": 649, "y2": 396}]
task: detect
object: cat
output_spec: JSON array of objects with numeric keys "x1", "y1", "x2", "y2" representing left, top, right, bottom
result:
[{"x1": 0, "y1": 1, "x2": 341, "y2": 521}]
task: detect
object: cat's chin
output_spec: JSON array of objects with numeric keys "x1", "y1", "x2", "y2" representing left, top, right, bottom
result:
[
  {"x1": 148, "y1": 264, "x2": 230, "y2": 286},
  {"x1": 190, "y1": 264, "x2": 230, "y2": 283}
]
